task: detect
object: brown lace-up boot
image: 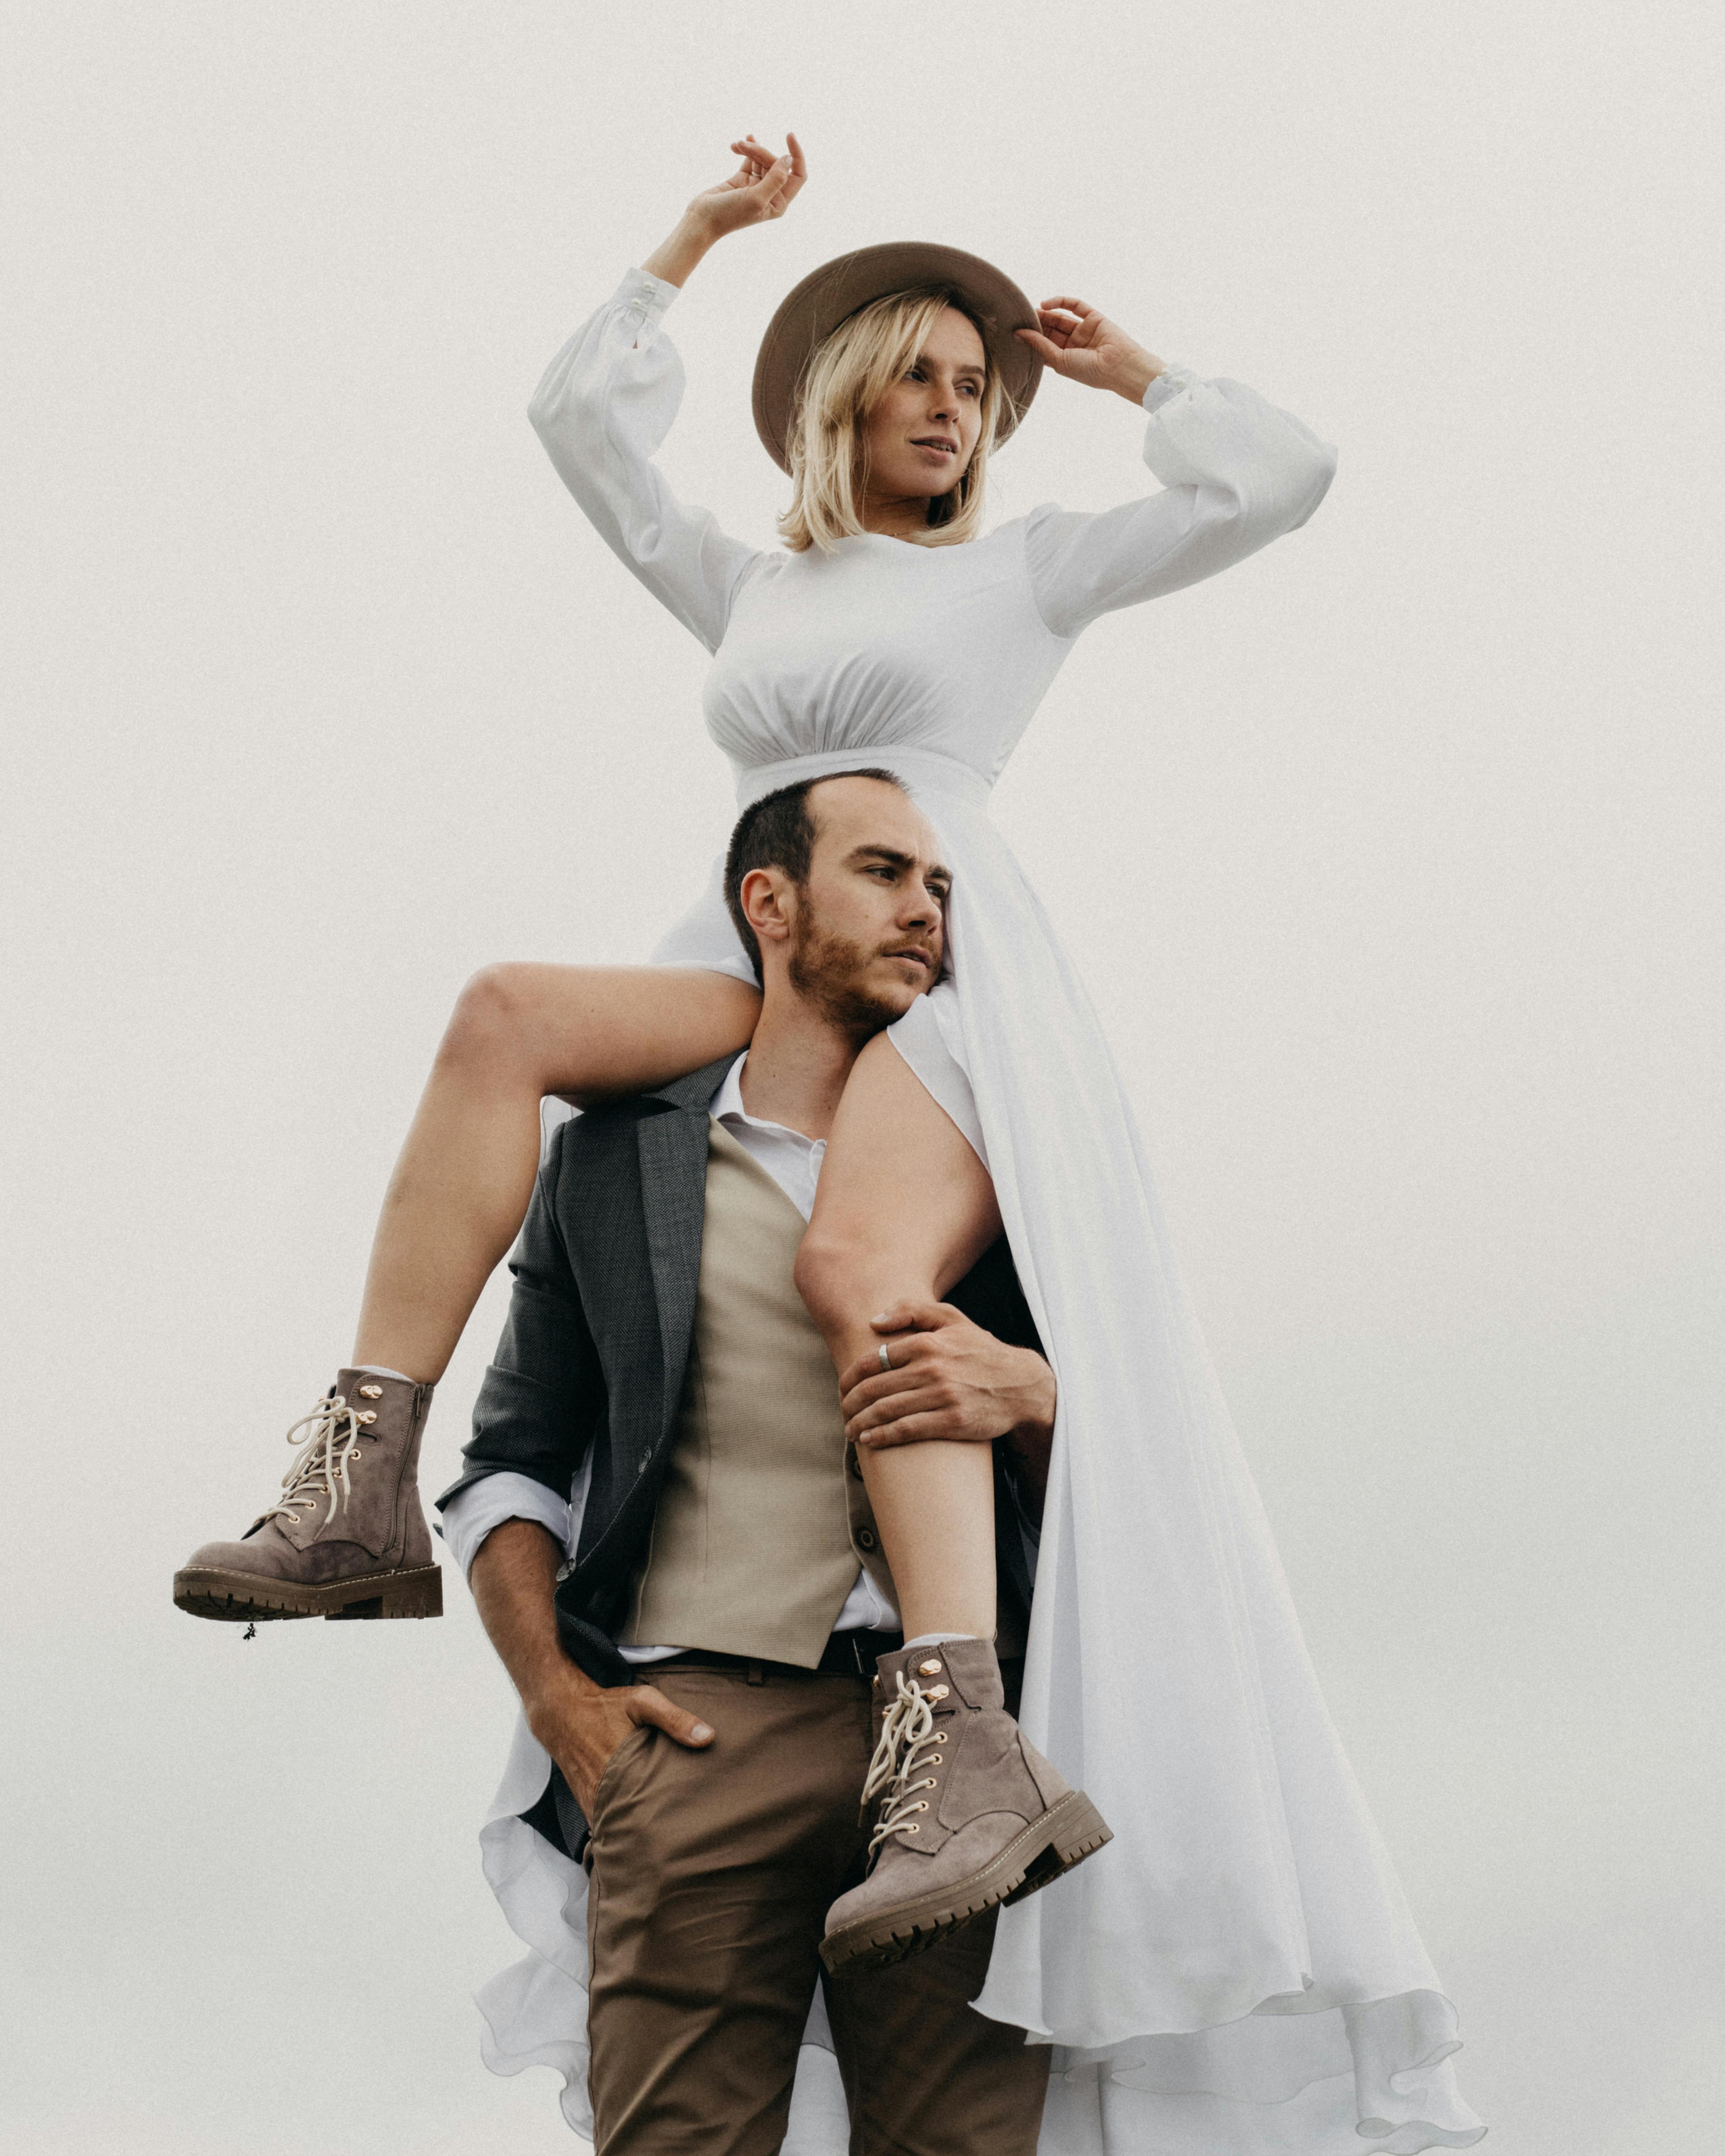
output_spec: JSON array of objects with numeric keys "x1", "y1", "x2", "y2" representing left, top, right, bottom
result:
[
  {"x1": 820, "y1": 1636, "x2": 1111, "y2": 1974},
  {"x1": 173, "y1": 1371, "x2": 442, "y2": 1622}
]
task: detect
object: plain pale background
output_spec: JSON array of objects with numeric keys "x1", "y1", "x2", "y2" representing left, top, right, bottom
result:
[{"x1": 3, "y1": 4, "x2": 1720, "y2": 2150}]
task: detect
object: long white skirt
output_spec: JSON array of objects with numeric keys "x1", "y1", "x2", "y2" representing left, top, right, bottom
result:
[{"x1": 475, "y1": 746, "x2": 1485, "y2": 2154}]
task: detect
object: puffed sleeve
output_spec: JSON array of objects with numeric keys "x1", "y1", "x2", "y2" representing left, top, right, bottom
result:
[
  {"x1": 1023, "y1": 366, "x2": 1338, "y2": 639},
  {"x1": 528, "y1": 269, "x2": 762, "y2": 653}
]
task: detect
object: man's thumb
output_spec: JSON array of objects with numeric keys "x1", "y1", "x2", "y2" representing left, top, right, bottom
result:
[{"x1": 637, "y1": 1688, "x2": 714, "y2": 1748}]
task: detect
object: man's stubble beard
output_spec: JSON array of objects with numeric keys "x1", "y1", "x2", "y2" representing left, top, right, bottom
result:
[{"x1": 787, "y1": 904, "x2": 921, "y2": 1041}]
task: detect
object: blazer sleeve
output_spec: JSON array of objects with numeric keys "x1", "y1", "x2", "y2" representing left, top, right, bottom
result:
[
  {"x1": 435, "y1": 1124, "x2": 605, "y2": 1513},
  {"x1": 527, "y1": 268, "x2": 763, "y2": 653},
  {"x1": 1023, "y1": 365, "x2": 1338, "y2": 639}
]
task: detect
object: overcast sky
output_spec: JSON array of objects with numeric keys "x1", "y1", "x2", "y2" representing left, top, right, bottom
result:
[{"x1": 3, "y1": 5, "x2": 1721, "y2": 2151}]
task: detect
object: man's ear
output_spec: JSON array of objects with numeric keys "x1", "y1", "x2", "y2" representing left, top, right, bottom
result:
[{"x1": 739, "y1": 865, "x2": 795, "y2": 953}]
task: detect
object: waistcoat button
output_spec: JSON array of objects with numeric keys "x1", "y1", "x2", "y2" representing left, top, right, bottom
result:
[{"x1": 857, "y1": 1527, "x2": 877, "y2": 1551}]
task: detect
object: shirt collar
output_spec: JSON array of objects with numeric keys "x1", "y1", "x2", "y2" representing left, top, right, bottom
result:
[
  {"x1": 709, "y1": 1051, "x2": 750, "y2": 1124},
  {"x1": 709, "y1": 1051, "x2": 824, "y2": 1150}
]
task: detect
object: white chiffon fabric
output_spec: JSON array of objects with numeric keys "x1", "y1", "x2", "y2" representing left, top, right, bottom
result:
[{"x1": 470, "y1": 269, "x2": 1485, "y2": 2151}]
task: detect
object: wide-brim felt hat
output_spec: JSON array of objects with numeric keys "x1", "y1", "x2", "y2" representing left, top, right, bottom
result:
[{"x1": 751, "y1": 241, "x2": 1042, "y2": 475}]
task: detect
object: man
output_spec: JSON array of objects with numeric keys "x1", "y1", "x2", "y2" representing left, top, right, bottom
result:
[{"x1": 441, "y1": 770, "x2": 1061, "y2": 2155}]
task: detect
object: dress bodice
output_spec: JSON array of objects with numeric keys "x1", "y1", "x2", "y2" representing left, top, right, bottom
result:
[
  {"x1": 528, "y1": 268, "x2": 1337, "y2": 801},
  {"x1": 702, "y1": 525, "x2": 1066, "y2": 784}
]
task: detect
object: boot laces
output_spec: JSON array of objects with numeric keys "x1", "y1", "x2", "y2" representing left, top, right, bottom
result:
[
  {"x1": 864, "y1": 1672, "x2": 948, "y2": 1858},
  {"x1": 263, "y1": 1392, "x2": 375, "y2": 1529}
]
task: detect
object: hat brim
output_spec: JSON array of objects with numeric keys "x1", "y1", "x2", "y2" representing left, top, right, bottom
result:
[{"x1": 752, "y1": 242, "x2": 1042, "y2": 476}]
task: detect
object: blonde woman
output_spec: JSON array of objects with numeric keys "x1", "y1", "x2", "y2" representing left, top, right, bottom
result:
[{"x1": 177, "y1": 136, "x2": 1482, "y2": 2150}]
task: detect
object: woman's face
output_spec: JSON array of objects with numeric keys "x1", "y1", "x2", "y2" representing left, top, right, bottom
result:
[{"x1": 859, "y1": 306, "x2": 989, "y2": 507}]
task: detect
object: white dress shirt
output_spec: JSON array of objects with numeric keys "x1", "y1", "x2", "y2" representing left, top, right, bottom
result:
[{"x1": 439, "y1": 1053, "x2": 901, "y2": 1653}]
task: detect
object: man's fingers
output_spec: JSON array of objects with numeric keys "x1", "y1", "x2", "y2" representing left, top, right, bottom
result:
[
  {"x1": 839, "y1": 1334, "x2": 939, "y2": 1395},
  {"x1": 630, "y1": 1686, "x2": 714, "y2": 1748},
  {"x1": 853, "y1": 1410, "x2": 958, "y2": 1451},
  {"x1": 839, "y1": 1364, "x2": 932, "y2": 1420},
  {"x1": 869, "y1": 1299, "x2": 961, "y2": 1335}
]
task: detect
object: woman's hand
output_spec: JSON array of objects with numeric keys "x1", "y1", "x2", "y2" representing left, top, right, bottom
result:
[
  {"x1": 642, "y1": 134, "x2": 807, "y2": 288},
  {"x1": 695, "y1": 134, "x2": 807, "y2": 238},
  {"x1": 1016, "y1": 297, "x2": 1164, "y2": 406}
]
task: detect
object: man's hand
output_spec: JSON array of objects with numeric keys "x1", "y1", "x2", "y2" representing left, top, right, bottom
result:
[
  {"x1": 526, "y1": 1664, "x2": 714, "y2": 1821},
  {"x1": 468, "y1": 1519, "x2": 714, "y2": 1821},
  {"x1": 840, "y1": 1300, "x2": 1055, "y2": 1455}
]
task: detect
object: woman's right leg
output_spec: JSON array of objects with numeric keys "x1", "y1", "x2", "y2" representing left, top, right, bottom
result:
[
  {"x1": 353, "y1": 964, "x2": 761, "y2": 1383},
  {"x1": 173, "y1": 964, "x2": 758, "y2": 1625}
]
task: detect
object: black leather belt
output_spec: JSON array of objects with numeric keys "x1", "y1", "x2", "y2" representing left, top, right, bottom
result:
[{"x1": 657, "y1": 1629, "x2": 904, "y2": 1681}]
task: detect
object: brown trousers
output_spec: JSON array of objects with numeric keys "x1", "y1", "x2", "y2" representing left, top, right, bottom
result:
[{"x1": 584, "y1": 1660, "x2": 1051, "y2": 2156}]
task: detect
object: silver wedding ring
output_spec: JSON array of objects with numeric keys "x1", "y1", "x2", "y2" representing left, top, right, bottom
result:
[{"x1": 878, "y1": 1344, "x2": 893, "y2": 1372}]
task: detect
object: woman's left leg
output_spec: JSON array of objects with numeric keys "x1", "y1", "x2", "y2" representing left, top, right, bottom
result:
[
  {"x1": 792, "y1": 1033, "x2": 1002, "y2": 1642},
  {"x1": 798, "y1": 1033, "x2": 1112, "y2": 1973}
]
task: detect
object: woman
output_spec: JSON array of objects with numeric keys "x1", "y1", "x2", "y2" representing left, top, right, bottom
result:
[{"x1": 180, "y1": 137, "x2": 1482, "y2": 2150}]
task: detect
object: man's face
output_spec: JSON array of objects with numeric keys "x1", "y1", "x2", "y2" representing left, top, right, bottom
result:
[{"x1": 777, "y1": 777, "x2": 950, "y2": 1036}]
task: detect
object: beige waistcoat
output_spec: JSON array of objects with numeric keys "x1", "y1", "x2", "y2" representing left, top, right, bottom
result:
[{"x1": 619, "y1": 1119, "x2": 899, "y2": 1668}]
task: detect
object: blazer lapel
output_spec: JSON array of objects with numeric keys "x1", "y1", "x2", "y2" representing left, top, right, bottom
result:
[{"x1": 636, "y1": 1104, "x2": 711, "y2": 1442}]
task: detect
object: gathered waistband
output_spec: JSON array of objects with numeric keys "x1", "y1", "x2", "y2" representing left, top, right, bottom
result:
[{"x1": 733, "y1": 745, "x2": 992, "y2": 815}]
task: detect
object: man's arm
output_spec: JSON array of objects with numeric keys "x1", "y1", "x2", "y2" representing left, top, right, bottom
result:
[
  {"x1": 839, "y1": 1299, "x2": 1055, "y2": 1520},
  {"x1": 469, "y1": 1519, "x2": 715, "y2": 1816}
]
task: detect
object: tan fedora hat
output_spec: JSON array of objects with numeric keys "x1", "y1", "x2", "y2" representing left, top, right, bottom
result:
[{"x1": 751, "y1": 241, "x2": 1042, "y2": 475}]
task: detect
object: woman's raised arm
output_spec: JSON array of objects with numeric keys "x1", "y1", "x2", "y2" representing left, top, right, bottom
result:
[
  {"x1": 527, "y1": 136, "x2": 807, "y2": 653},
  {"x1": 1016, "y1": 296, "x2": 1338, "y2": 640}
]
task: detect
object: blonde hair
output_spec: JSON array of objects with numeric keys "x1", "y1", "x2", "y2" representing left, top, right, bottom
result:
[{"x1": 778, "y1": 288, "x2": 1006, "y2": 554}]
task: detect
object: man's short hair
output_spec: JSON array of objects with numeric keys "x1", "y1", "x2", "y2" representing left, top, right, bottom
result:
[{"x1": 724, "y1": 768, "x2": 906, "y2": 981}]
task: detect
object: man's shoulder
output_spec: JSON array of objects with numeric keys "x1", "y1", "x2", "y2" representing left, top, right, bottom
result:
[{"x1": 544, "y1": 1051, "x2": 736, "y2": 1166}]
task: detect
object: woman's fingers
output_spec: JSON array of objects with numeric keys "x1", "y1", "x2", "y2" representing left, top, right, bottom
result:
[
  {"x1": 748, "y1": 155, "x2": 794, "y2": 206},
  {"x1": 1015, "y1": 328, "x2": 1074, "y2": 366}
]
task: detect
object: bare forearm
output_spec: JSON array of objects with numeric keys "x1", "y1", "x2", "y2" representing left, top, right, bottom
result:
[
  {"x1": 469, "y1": 1517, "x2": 595, "y2": 1715},
  {"x1": 469, "y1": 1516, "x2": 714, "y2": 1813},
  {"x1": 641, "y1": 211, "x2": 720, "y2": 290}
]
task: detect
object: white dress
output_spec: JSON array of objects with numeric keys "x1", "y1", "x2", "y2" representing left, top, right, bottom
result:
[{"x1": 469, "y1": 267, "x2": 1484, "y2": 2156}]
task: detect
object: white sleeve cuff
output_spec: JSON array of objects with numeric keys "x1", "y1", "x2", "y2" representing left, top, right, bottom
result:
[
  {"x1": 1142, "y1": 362, "x2": 1197, "y2": 415},
  {"x1": 617, "y1": 266, "x2": 681, "y2": 316},
  {"x1": 440, "y1": 1471, "x2": 574, "y2": 1581}
]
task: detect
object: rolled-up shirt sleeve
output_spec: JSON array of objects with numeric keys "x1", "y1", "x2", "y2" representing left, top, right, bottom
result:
[
  {"x1": 440, "y1": 1470, "x2": 573, "y2": 1580},
  {"x1": 1024, "y1": 365, "x2": 1339, "y2": 639}
]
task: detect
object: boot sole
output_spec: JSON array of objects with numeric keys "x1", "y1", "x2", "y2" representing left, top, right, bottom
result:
[
  {"x1": 820, "y1": 1788, "x2": 1113, "y2": 1976},
  {"x1": 172, "y1": 1563, "x2": 443, "y2": 1622}
]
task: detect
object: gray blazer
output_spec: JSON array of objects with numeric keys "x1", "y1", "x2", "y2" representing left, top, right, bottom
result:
[{"x1": 437, "y1": 1055, "x2": 1044, "y2": 1693}]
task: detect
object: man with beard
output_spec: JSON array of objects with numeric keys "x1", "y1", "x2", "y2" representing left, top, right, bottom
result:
[{"x1": 440, "y1": 769, "x2": 1059, "y2": 2153}]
